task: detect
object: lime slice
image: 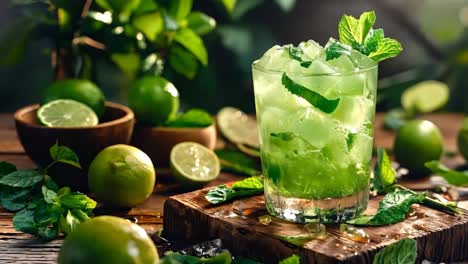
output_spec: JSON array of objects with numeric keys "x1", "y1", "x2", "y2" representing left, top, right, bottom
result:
[
  {"x1": 217, "y1": 107, "x2": 259, "y2": 149},
  {"x1": 401, "y1": 80, "x2": 449, "y2": 114},
  {"x1": 37, "y1": 99, "x2": 99, "y2": 127},
  {"x1": 170, "y1": 142, "x2": 220, "y2": 186}
]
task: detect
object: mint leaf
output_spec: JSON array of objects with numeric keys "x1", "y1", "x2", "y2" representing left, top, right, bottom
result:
[
  {"x1": 215, "y1": 149, "x2": 261, "y2": 176},
  {"x1": 287, "y1": 46, "x2": 312, "y2": 68},
  {"x1": 364, "y1": 28, "x2": 384, "y2": 54},
  {"x1": 58, "y1": 192, "x2": 97, "y2": 211},
  {"x1": 373, "y1": 148, "x2": 396, "y2": 193},
  {"x1": 13, "y1": 208, "x2": 37, "y2": 234},
  {"x1": 279, "y1": 254, "x2": 301, "y2": 264},
  {"x1": 205, "y1": 176, "x2": 264, "y2": 204},
  {"x1": 425, "y1": 161, "x2": 468, "y2": 186},
  {"x1": 325, "y1": 41, "x2": 351, "y2": 61},
  {"x1": 281, "y1": 73, "x2": 340, "y2": 114},
  {"x1": 59, "y1": 209, "x2": 89, "y2": 235},
  {"x1": 0, "y1": 161, "x2": 16, "y2": 176},
  {"x1": 42, "y1": 185, "x2": 57, "y2": 204},
  {"x1": 168, "y1": 45, "x2": 199, "y2": 79},
  {"x1": 368, "y1": 38, "x2": 403, "y2": 62},
  {"x1": 0, "y1": 170, "x2": 43, "y2": 188},
  {"x1": 0, "y1": 188, "x2": 31, "y2": 211},
  {"x1": 338, "y1": 11, "x2": 376, "y2": 46},
  {"x1": 50, "y1": 143, "x2": 81, "y2": 169},
  {"x1": 168, "y1": 0, "x2": 193, "y2": 21},
  {"x1": 348, "y1": 189, "x2": 425, "y2": 226},
  {"x1": 274, "y1": 234, "x2": 314, "y2": 247},
  {"x1": 37, "y1": 224, "x2": 60, "y2": 241},
  {"x1": 373, "y1": 238, "x2": 417, "y2": 264},
  {"x1": 34, "y1": 200, "x2": 62, "y2": 225},
  {"x1": 160, "y1": 251, "x2": 232, "y2": 264},
  {"x1": 165, "y1": 109, "x2": 213, "y2": 128},
  {"x1": 173, "y1": 28, "x2": 208, "y2": 65}
]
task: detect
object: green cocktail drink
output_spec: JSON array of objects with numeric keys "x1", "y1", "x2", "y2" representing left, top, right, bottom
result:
[{"x1": 252, "y1": 39, "x2": 378, "y2": 223}]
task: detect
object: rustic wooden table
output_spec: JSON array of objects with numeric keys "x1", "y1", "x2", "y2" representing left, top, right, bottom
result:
[{"x1": 0, "y1": 113, "x2": 467, "y2": 263}]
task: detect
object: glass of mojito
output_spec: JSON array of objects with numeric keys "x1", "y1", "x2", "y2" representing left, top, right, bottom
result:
[{"x1": 252, "y1": 12, "x2": 401, "y2": 223}]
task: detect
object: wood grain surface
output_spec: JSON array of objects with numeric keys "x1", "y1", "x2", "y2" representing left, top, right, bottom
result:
[{"x1": 0, "y1": 113, "x2": 467, "y2": 263}]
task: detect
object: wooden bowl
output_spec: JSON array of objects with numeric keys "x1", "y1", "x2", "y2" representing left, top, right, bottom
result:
[
  {"x1": 131, "y1": 124, "x2": 217, "y2": 168},
  {"x1": 14, "y1": 102, "x2": 134, "y2": 189}
]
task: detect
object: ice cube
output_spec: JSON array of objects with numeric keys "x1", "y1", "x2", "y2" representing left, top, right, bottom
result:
[
  {"x1": 336, "y1": 72, "x2": 367, "y2": 97},
  {"x1": 307, "y1": 59, "x2": 336, "y2": 75},
  {"x1": 327, "y1": 55, "x2": 356, "y2": 74},
  {"x1": 301, "y1": 40, "x2": 323, "y2": 60},
  {"x1": 331, "y1": 97, "x2": 374, "y2": 131},
  {"x1": 254, "y1": 45, "x2": 290, "y2": 72}
]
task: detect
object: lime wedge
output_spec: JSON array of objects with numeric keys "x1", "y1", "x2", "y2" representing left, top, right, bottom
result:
[
  {"x1": 170, "y1": 142, "x2": 220, "y2": 186},
  {"x1": 37, "y1": 99, "x2": 99, "y2": 127},
  {"x1": 217, "y1": 107, "x2": 259, "y2": 149},
  {"x1": 401, "y1": 80, "x2": 449, "y2": 114}
]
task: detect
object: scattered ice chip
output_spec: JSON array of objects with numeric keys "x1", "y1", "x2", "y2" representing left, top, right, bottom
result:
[
  {"x1": 304, "y1": 221, "x2": 327, "y2": 238},
  {"x1": 340, "y1": 224, "x2": 370, "y2": 243},
  {"x1": 258, "y1": 215, "x2": 272, "y2": 225}
]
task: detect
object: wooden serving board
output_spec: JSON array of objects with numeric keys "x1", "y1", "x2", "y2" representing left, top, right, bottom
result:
[{"x1": 163, "y1": 188, "x2": 468, "y2": 264}]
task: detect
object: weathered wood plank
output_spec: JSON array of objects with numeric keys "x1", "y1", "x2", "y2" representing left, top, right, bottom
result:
[{"x1": 164, "y1": 188, "x2": 468, "y2": 263}]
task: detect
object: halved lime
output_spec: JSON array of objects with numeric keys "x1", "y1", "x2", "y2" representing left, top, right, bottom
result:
[
  {"x1": 37, "y1": 99, "x2": 99, "y2": 127},
  {"x1": 170, "y1": 142, "x2": 220, "y2": 186},
  {"x1": 401, "y1": 80, "x2": 449, "y2": 114},
  {"x1": 217, "y1": 107, "x2": 259, "y2": 149}
]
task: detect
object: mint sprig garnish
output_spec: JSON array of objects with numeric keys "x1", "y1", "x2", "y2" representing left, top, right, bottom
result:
[
  {"x1": 287, "y1": 46, "x2": 312, "y2": 68},
  {"x1": 336, "y1": 11, "x2": 402, "y2": 62},
  {"x1": 281, "y1": 73, "x2": 340, "y2": 114}
]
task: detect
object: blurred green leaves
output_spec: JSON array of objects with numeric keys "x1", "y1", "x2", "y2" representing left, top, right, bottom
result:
[
  {"x1": 174, "y1": 28, "x2": 208, "y2": 66},
  {"x1": 0, "y1": 18, "x2": 37, "y2": 66}
]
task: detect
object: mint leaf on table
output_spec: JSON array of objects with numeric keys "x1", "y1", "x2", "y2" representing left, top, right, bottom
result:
[
  {"x1": 279, "y1": 254, "x2": 301, "y2": 264},
  {"x1": 0, "y1": 161, "x2": 16, "y2": 176},
  {"x1": 205, "y1": 176, "x2": 264, "y2": 205},
  {"x1": 58, "y1": 192, "x2": 97, "y2": 212},
  {"x1": 60, "y1": 209, "x2": 89, "y2": 235},
  {"x1": 347, "y1": 189, "x2": 425, "y2": 226},
  {"x1": 33, "y1": 200, "x2": 63, "y2": 225},
  {"x1": 50, "y1": 142, "x2": 81, "y2": 169},
  {"x1": 215, "y1": 149, "x2": 261, "y2": 176},
  {"x1": 159, "y1": 251, "x2": 232, "y2": 264},
  {"x1": 37, "y1": 224, "x2": 60, "y2": 241},
  {"x1": 281, "y1": 73, "x2": 340, "y2": 114},
  {"x1": 42, "y1": 185, "x2": 57, "y2": 203},
  {"x1": 288, "y1": 46, "x2": 312, "y2": 68},
  {"x1": 0, "y1": 170, "x2": 43, "y2": 188},
  {"x1": 425, "y1": 161, "x2": 468, "y2": 186},
  {"x1": 13, "y1": 208, "x2": 37, "y2": 234},
  {"x1": 373, "y1": 238, "x2": 417, "y2": 264},
  {"x1": 165, "y1": 109, "x2": 213, "y2": 128},
  {"x1": 0, "y1": 188, "x2": 32, "y2": 211},
  {"x1": 373, "y1": 147, "x2": 396, "y2": 194}
]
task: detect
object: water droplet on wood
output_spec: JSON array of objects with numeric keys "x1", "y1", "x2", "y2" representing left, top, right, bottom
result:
[
  {"x1": 258, "y1": 215, "x2": 272, "y2": 225},
  {"x1": 340, "y1": 224, "x2": 370, "y2": 243}
]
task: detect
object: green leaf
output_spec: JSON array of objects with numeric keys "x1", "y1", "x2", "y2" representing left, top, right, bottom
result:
[
  {"x1": 173, "y1": 28, "x2": 208, "y2": 65},
  {"x1": 49, "y1": 143, "x2": 81, "y2": 169},
  {"x1": 0, "y1": 162, "x2": 17, "y2": 177},
  {"x1": 0, "y1": 18, "x2": 36, "y2": 66},
  {"x1": 357, "y1": 11, "x2": 376, "y2": 43},
  {"x1": 57, "y1": 187, "x2": 71, "y2": 196},
  {"x1": 95, "y1": 0, "x2": 141, "y2": 14},
  {"x1": 287, "y1": 46, "x2": 311, "y2": 68},
  {"x1": 60, "y1": 209, "x2": 89, "y2": 236},
  {"x1": 215, "y1": 149, "x2": 261, "y2": 176},
  {"x1": 169, "y1": 0, "x2": 193, "y2": 21},
  {"x1": 348, "y1": 189, "x2": 425, "y2": 226},
  {"x1": 205, "y1": 176, "x2": 264, "y2": 204},
  {"x1": 219, "y1": 0, "x2": 237, "y2": 13},
  {"x1": 0, "y1": 170, "x2": 43, "y2": 188},
  {"x1": 338, "y1": 11, "x2": 376, "y2": 46},
  {"x1": 186, "y1": 12, "x2": 216, "y2": 36},
  {"x1": 279, "y1": 254, "x2": 301, "y2": 264},
  {"x1": 373, "y1": 238, "x2": 417, "y2": 264},
  {"x1": 37, "y1": 224, "x2": 60, "y2": 241},
  {"x1": 13, "y1": 208, "x2": 37, "y2": 234},
  {"x1": 325, "y1": 41, "x2": 352, "y2": 61},
  {"x1": 44, "y1": 175, "x2": 59, "y2": 192},
  {"x1": 168, "y1": 45, "x2": 199, "y2": 79},
  {"x1": 373, "y1": 148, "x2": 396, "y2": 193},
  {"x1": 274, "y1": 234, "x2": 314, "y2": 247},
  {"x1": 232, "y1": 257, "x2": 262, "y2": 264},
  {"x1": 133, "y1": 12, "x2": 163, "y2": 42},
  {"x1": 364, "y1": 28, "x2": 385, "y2": 54},
  {"x1": 275, "y1": 0, "x2": 296, "y2": 12},
  {"x1": 281, "y1": 73, "x2": 340, "y2": 114},
  {"x1": 0, "y1": 188, "x2": 31, "y2": 211},
  {"x1": 368, "y1": 38, "x2": 403, "y2": 62},
  {"x1": 42, "y1": 186, "x2": 57, "y2": 204},
  {"x1": 58, "y1": 192, "x2": 97, "y2": 211},
  {"x1": 425, "y1": 161, "x2": 468, "y2": 186},
  {"x1": 160, "y1": 251, "x2": 232, "y2": 264},
  {"x1": 34, "y1": 200, "x2": 63, "y2": 225},
  {"x1": 111, "y1": 53, "x2": 141, "y2": 78},
  {"x1": 165, "y1": 109, "x2": 213, "y2": 127}
]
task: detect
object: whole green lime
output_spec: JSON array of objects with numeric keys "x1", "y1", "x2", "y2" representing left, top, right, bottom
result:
[
  {"x1": 88, "y1": 145, "x2": 155, "y2": 207},
  {"x1": 43, "y1": 79, "x2": 106, "y2": 117},
  {"x1": 457, "y1": 117, "x2": 468, "y2": 161},
  {"x1": 393, "y1": 120, "x2": 444, "y2": 177},
  {"x1": 58, "y1": 216, "x2": 159, "y2": 264},
  {"x1": 128, "y1": 76, "x2": 179, "y2": 126}
]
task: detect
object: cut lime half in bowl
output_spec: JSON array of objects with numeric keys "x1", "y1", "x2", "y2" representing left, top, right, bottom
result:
[
  {"x1": 170, "y1": 142, "x2": 220, "y2": 186},
  {"x1": 401, "y1": 80, "x2": 449, "y2": 114},
  {"x1": 37, "y1": 99, "x2": 99, "y2": 127}
]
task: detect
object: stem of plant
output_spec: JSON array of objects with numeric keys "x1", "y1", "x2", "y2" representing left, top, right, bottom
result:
[{"x1": 397, "y1": 185, "x2": 461, "y2": 215}]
